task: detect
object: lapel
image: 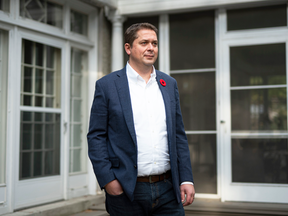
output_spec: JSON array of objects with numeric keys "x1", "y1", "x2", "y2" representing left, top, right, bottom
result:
[
  {"x1": 114, "y1": 67, "x2": 137, "y2": 146},
  {"x1": 156, "y1": 71, "x2": 172, "y2": 145}
]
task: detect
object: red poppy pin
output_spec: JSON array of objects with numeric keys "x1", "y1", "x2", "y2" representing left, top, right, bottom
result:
[{"x1": 160, "y1": 79, "x2": 166, "y2": 87}]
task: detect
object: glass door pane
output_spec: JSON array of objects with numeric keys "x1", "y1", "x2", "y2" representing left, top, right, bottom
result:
[{"x1": 230, "y1": 43, "x2": 288, "y2": 184}]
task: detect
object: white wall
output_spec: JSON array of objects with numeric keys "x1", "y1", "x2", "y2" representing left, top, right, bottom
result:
[{"x1": 118, "y1": 0, "x2": 277, "y2": 15}]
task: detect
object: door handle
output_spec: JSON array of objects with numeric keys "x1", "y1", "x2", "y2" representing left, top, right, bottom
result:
[{"x1": 220, "y1": 120, "x2": 225, "y2": 124}]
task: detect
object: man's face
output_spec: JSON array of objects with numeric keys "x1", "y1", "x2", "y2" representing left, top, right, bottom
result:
[{"x1": 125, "y1": 29, "x2": 158, "y2": 69}]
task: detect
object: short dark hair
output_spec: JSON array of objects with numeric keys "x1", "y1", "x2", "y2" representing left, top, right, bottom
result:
[{"x1": 124, "y1": 23, "x2": 158, "y2": 47}]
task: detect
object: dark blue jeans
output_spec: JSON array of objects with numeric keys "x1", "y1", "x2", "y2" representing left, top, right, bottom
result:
[{"x1": 105, "y1": 178, "x2": 185, "y2": 216}]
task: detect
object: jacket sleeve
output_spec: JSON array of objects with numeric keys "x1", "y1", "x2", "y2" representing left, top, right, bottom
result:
[
  {"x1": 87, "y1": 80, "x2": 115, "y2": 188},
  {"x1": 174, "y1": 81, "x2": 194, "y2": 184}
]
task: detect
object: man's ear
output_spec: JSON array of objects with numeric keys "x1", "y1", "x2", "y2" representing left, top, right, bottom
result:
[{"x1": 124, "y1": 43, "x2": 131, "y2": 55}]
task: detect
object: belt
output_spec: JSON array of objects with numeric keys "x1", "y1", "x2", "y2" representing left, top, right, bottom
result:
[{"x1": 137, "y1": 170, "x2": 171, "y2": 183}]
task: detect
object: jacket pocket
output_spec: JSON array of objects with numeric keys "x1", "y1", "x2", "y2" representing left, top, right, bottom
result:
[{"x1": 109, "y1": 157, "x2": 120, "y2": 168}]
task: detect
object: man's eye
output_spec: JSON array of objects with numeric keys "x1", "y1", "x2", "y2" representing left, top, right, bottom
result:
[{"x1": 141, "y1": 42, "x2": 147, "y2": 45}]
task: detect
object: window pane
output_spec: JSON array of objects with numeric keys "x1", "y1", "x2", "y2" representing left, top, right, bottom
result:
[
  {"x1": 21, "y1": 152, "x2": 31, "y2": 178},
  {"x1": 228, "y1": 4, "x2": 287, "y2": 31},
  {"x1": 20, "y1": 0, "x2": 63, "y2": 28},
  {"x1": 70, "y1": 10, "x2": 88, "y2": 35},
  {"x1": 35, "y1": 43, "x2": 44, "y2": 66},
  {"x1": 72, "y1": 99, "x2": 82, "y2": 122},
  {"x1": 171, "y1": 72, "x2": 216, "y2": 130},
  {"x1": 33, "y1": 152, "x2": 42, "y2": 176},
  {"x1": 72, "y1": 76, "x2": 81, "y2": 97},
  {"x1": 170, "y1": 10, "x2": 215, "y2": 70},
  {"x1": 20, "y1": 112, "x2": 60, "y2": 179},
  {"x1": 123, "y1": 16, "x2": 159, "y2": 69},
  {"x1": 35, "y1": 69, "x2": 43, "y2": 93},
  {"x1": 35, "y1": 96, "x2": 43, "y2": 107},
  {"x1": 34, "y1": 124, "x2": 43, "y2": 149},
  {"x1": 22, "y1": 40, "x2": 61, "y2": 108},
  {"x1": 24, "y1": 40, "x2": 33, "y2": 64},
  {"x1": 231, "y1": 88, "x2": 287, "y2": 131},
  {"x1": 46, "y1": 46, "x2": 55, "y2": 68},
  {"x1": 72, "y1": 124, "x2": 81, "y2": 147},
  {"x1": 232, "y1": 138, "x2": 288, "y2": 183},
  {"x1": 46, "y1": 70, "x2": 54, "y2": 95},
  {"x1": 72, "y1": 149, "x2": 81, "y2": 172},
  {"x1": 23, "y1": 67, "x2": 32, "y2": 92},
  {"x1": 47, "y1": 1, "x2": 63, "y2": 28},
  {"x1": 230, "y1": 44, "x2": 286, "y2": 86},
  {"x1": 22, "y1": 123, "x2": 32, "y2": 150},
  {"x1": 188, "y1": 134, "x2": 217, "y2": 194},
  {"x1": 0, "y1": 0, "x2": 10, "y2": 12}
]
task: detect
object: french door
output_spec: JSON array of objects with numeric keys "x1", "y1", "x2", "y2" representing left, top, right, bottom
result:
[
  {"x1": 14, "y1": 34, "x2": 66, "y2": 209},
  {"x1": 221, "y1": 37, "x2": 288, "y2": 203}
]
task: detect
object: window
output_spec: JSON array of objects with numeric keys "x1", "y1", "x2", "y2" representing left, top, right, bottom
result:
[
  {"x1": 20, "y1": 0, "x2": 63, "y2": 28},
  {"x1": 69, "y1": 48, "x2": 88, "y2": 174},
  {"x1": 0, "y1": 30, "x2": 8, "y2": 184},
  {"x1": 20, "y1": 39, "x2": 62, "y2": 180},
  {"x1": 21, "y1": 40, "x2": 61, "y2": 108},
  {"x1": 0, "y1": 0, "x2": 9, "y2": 12},
  {"x1": 70, "y1": 10, "x2": 88, "y2": 36},
  {"x1": 170, "y1": 10, "x2": 217, "y2": 194},
  {"x1": 227, "y1": 4, "x2": 287, "y2": 31}
]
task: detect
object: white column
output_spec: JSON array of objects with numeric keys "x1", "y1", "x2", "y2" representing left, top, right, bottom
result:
[
  {"x1": 110, "y1": 14, "x2": 126, "y2": 71},
  {"x1": 159, "y1": 14, "x2": 170, "y2": 74}
]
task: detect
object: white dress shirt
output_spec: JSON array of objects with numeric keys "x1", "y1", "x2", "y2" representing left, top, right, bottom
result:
[{"x1": 126, "y1": 63, "x2": 171, "y2": 177}]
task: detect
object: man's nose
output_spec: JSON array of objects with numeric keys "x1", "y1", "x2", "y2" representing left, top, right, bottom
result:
[{"x1": 147, "y1": 43, "x2": 154, "y2": 50}]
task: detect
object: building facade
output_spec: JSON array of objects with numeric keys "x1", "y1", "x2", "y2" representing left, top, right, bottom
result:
[{"x1": 0, "y1": 0, "x2": 288, "y2": 214}]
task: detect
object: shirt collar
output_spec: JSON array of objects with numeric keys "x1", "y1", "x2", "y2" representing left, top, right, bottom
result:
[{"x1": 126, "y1": 62, "x2": 156, "y2": 84}]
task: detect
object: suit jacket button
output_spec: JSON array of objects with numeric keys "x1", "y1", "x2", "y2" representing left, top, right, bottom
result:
[{"x1": 134, "y1": 165, "x2": 137, "y2": 169}]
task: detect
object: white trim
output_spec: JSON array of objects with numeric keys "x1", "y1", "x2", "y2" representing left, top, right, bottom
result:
[
  {"x1": 159, "y1": 14, "x2": 170, "y2": 74},
  {"x1": 170, "y1": 68, "x2": 216, "y2": 74},
  {"x1": 186, "y1": 131, "x2": 217, "y2": 134},
  {"x1": 230, "y1": 85, "x2": 287, "y2": 90}
]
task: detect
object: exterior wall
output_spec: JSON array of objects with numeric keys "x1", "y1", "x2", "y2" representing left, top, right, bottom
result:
[{"x1": 117, "y1": 0, "x2": 274, "y2": 15}]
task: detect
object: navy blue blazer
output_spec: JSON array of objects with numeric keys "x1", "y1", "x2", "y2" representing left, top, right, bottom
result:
[{"x1": 87, "y1": 67, "x2": 193, "y2": 203}]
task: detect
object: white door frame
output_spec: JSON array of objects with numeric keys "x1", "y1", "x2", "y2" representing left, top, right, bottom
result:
[
  {"x1": 219, "y1": 15, "x2": 288, "y2": 202},
  {"x1": 13, "y1": 28, "x2": 67, "y2": 209}
]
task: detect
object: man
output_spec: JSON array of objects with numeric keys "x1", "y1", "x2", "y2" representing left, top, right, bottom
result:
[{"x1": 87, "y1": 23, "x2": 195, "y2": 216}]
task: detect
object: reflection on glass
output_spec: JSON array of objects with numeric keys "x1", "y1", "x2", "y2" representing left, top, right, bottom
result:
[
  {"x1": 232, "y1": 138, "x2": 288, "y2": 183},
  {"x1": 171, "y1": 72, "x2": 216, "y2": 130},
  {"x1": 20, "y1": 0, "x2": 63, "y2": 28},
  {"x1": 231, "y1": 88, "x2": 287, "y2": 131},
  {"x1": 227, "y1": 4, "x2": 287, "y2": 31},
  {"x1": 170, "y1": 10, "x2": 215, "y2": 70},
  {"x1": 70, "y1": 10, "x2": 88, "y2": 35},
  {"x1": 46, "y1": 97, "x2": 54, "y2": 107},
  {"x1": 20, "y1": 111, "x2": 60, "y2": 179},
  {"x1": 188, "y1": 134, "x2": 217, "y2": 194},
  {"x1": 230, "y1": 44, "x2": 286, "y2": 86}
]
